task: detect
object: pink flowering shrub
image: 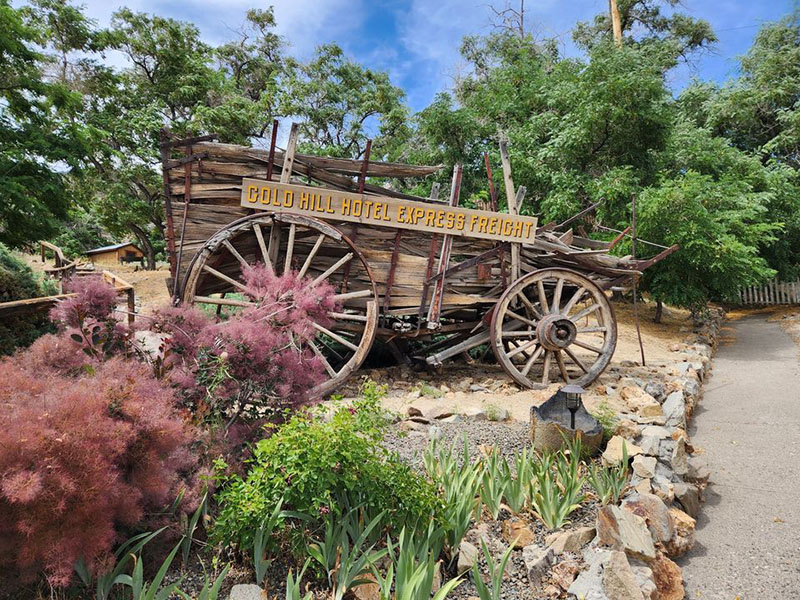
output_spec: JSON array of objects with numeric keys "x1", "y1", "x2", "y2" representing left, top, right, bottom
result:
[
  {"x1": 0, "y1": 356, "x2": 197, "y2": 587},
  {"x1": 151, "y1": 264, "x2": 336, "y2": 422},
  {"x1": 50, "y1": 275, "x2": 132, "y2": 359}
]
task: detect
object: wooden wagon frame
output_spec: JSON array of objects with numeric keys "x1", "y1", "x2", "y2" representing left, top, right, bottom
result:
[{"x1": 161, "y1": 122, "x2": 677, "y2": 396}]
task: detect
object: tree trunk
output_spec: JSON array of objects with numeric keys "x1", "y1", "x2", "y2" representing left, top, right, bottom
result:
[
  {"x1": 128, "y1": 222, "x2": 156, "y2": 270},
  {"x1": 654, "y1": 298, "x2": 663, "y2": 324}
]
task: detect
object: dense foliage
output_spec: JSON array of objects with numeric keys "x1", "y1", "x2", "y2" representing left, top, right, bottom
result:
[
  {"x1": 0, "y1": 244, "x2": 57, "y2": 354},
  {"x1": 0, "y1": 347, "x2": 196, "y2": 586}
]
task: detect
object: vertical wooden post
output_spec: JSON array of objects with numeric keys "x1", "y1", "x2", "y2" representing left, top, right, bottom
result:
[
  {"x1": 266, "y1": 119, "x2": 279, "y2": 181},
  {"x1": 499, "y1": 139, "x2": 521, "y2": 283},
  {"x1": 127, "y1": 288, "x2": 136, "y2": 326},
  {"x1": 280, "y1": 123, "x2": 299, "y2": 184},
  {"x1": 427, "y1": 167, "x2": 462, "y2": 328},
  {"x1": 269, "y1": 123, "x2": 299, "y2": 270},
  {"x1": 609, "y1": 0, "x2": 623, "y2": 47}
]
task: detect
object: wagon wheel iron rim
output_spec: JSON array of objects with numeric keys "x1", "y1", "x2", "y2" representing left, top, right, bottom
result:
[
  {"x1": 490, "y1": 268, "x2": 616, "y2": 389},
  {"x1": 181, "y1": 212, "x2": 379, "y2": 397}
]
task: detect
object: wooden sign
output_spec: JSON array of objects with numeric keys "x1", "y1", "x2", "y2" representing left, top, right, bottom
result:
[{"x1": 241, "y1": 179, "x2": 538, "y2": 244}]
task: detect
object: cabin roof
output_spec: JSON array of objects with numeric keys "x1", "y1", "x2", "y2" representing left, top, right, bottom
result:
[{"x1": 86, "y1": 242, "x2": 143, "y2": 255}]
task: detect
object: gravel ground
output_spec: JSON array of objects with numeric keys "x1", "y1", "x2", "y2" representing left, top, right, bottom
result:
[{"x1": 382, "y1": 419, "x2": 533, "y2": 467}]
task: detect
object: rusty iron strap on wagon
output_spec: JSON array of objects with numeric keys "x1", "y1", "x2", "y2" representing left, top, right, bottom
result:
[{"x1": 240, "y1": 179, "x2": 539, "y2": 244}]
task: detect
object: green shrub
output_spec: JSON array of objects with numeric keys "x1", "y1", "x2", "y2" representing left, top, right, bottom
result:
[
  {"x1": 0, "y1": 244, "x2": 56, "y2": 354},
  {"x1": 213, "y1": 394, "x2": 441, "y2": 548},
  {"x1": 590, "y1": 400, "x2": 618, "y2": 442}
]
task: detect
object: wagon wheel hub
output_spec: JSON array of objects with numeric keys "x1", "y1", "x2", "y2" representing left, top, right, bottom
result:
[{"x1": 537, "y1": 314, "x2": 578, "y2": 350}]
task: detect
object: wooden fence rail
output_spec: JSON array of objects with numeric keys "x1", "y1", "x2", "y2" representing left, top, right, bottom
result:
[{"x1": 738, "y1": 279, "x2": 800, "y2": 305}]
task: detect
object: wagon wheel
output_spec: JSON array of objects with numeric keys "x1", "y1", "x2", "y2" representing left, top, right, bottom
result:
[
  {"x1": 181, "y1": 213, "x2": 379, "y2": 397},
  {"x1": 490, "y1": 268, "x2": 616, "y2": 389}
]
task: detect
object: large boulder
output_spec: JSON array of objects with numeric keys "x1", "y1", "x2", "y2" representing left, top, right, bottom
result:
[
  {"x1": 621, "y1": 493, "x2": 674, "y2": 544},
  {"x1": 596, "y1": 505, "x2": 657, "y2": 561}
]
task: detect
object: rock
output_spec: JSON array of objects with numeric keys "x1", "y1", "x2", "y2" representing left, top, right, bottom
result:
[
  {"x1": 463, "y1": 407, "x2": 487, "y2": 420},
  {"x1": 615, "y1": 418, "x2": 641, "y2": 439},
  {"x1": 602, "y1": 551, "x2": 646, "y2": 600},
  {"x1": 665, "y1": 508, "x2": 696, "y2": 557},
  {"x1": 457, "y1": 541, "x2": 479, "y2": 573},
  {"x1": 644, "y1": 381, "x2": 666, "y2": 403},
  {"x1": 632, "y1": 455, "x2": 657, "y2": 479},
  {"x1": 228, "y1": 584, "x2": 266, "y2": 600},
  {"x1": 352, "y1": 573, "x2": 381, "y2": 600},
  {"x1": 673, "y1": 482, "x2": 701, "y2": 518},
  {"x1": 620, "y1": 493, "x2": 674, "y2": 544},
  {"x1": 466, "y1": 523, "x2": 492, "y2": 546},
  {"x1": 602, "y1": 436, "x2": 643, "y2": 466},
  {"x1": 440, "y1": 414, "x2": 462, "y2": 424},
  {"x1": 503, "y1": 518, "x2": 536, "y2": 548},
  {"x1": 486, "y1": 405, "x2": 509, "y2": 421},
  {"x1": 431, "y1": 560, "x2": 443, "y2": 593},
  {"x1": 629, "y1": 559, "x2": 657, "y2": 599},
  {"x1": 545, "y1": 526, "x2": 596, "y2": 554},
  {"x1": 456, "y1": 377, "x2": 473, "y2": 392},
  {"x1": 633, "y1": 414, "x2": 667, "y2": 426},
  {"x1": 407, "y1": 388, "x2": 421, "y2": 400},
  {"x1": 620, "y1": 386, "x2": 662, "y2": 418},
  {"x1": 568, "y1": 550, "x2": 609, "y2": 600},
  {"x1": 681, "y1": 378, "x2": 700, "y2": 398},
  {"x1": 427, "y1": 406, "x2": 455, "y2": 420},
  {"x1": 428, "y1": 425, "x2": 443, "y2": 442},
  {"x1": 522, "y1": 545, "x2": 554, "y2": 587},
  {"x1": 596, "y1": 505, "x2": 656, "y2": 561},
  {"x1": 469, "y1": 383, "x2": 488, "y2": 392},
  {"x1": 670, "y1": 438, "x2": 688, "y2": 476},
  {"x1": 634, "y1": 478, "x2": 652, "y2": 494},
  {"x1": 640, "y1": 425, "x2": 672, "y2": 439},
  {"x1": 550, "y1": 559, "x2": 581, "y2": 591},
  {"x1": 662, "y1": 392, "x2": 686, "y2": 428},
  {"x1": 408, "y1": 415, "x2": 431, "y2": 425},
  {"x1": 686, "y1": 455, "x2": 710, "y2": 483},
  {"x1": 650, "y1": 554, "x2": 685, "y2": 600},
  {"x1": 638, "y1": 435, "x2": 661, "y2": 456},
  {"x1": 406, "y1": 406, "x2": 423, "y2": 417}
]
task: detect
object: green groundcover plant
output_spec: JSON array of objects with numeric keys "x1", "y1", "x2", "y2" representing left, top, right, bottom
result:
[{"x1": 213, "y1": 385, "x2": 442, "y2": 548}]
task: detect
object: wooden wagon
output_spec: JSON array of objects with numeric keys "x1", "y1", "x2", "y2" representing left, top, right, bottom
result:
[{"x1": 160, "y1": 123, "x2": 677, "y2": 396}]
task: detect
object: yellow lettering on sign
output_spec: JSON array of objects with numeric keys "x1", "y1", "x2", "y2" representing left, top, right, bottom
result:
[{"x1": 240, "y1": 179, "x2": 538, "y2": 244}]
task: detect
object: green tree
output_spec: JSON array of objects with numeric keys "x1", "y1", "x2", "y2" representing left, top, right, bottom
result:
[
  {"x1": 283, "y1": 44, "x2": 409, "y2": 159},
  {"x1": 0, "y1": 0, "x2": 90, "y2": 248}
]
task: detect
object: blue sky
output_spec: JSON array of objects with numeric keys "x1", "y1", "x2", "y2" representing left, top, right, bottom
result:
[{"x1": 79, "y1": 0, "x2": 796, "y2": 111}]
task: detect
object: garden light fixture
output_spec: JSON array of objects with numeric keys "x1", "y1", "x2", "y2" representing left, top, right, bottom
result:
[{"x1": 561, "y1": 384, "x2": 585, "y2": 430}]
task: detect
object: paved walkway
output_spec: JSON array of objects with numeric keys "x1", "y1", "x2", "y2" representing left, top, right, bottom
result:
[{"x1": 678, "y1": 314, "x2": 800, "y2": 599}]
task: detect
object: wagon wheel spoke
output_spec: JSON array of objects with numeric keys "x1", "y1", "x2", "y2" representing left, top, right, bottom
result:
[
  {"x1": 551, "y1": 278, "x2": 564, "y2": 314},
  {"x1": 309, "y1": 340, "x2": 337, "y2": 377},
  {"x1": 521, "y1": 345, "x2": 544, "y2": 377},
  {"x1": 563, "y1": 286, "x2": 586, "y2": 315},
  {"x1": 541, "y1": 350, "x2": 552, "y2": 385},
  {"x1": 570, "y1": 302, "x2": 601, "y2": 323},
  {"x1": 564, "y1": 347, "x2": 589, "y2": 374},
  {"x1": 555, "y1": 350, "x2": 570, "y2": 383},
  {"x1": 298, "y1": 234, "x2": 325, "y2": 279},
  {"x1": 284, "y1": 223, "x2": 297, "y2": 273},
  {"x1": 252, "y1": 223, "x2": 272, "y2": 270},
  {"x1": 536, "y1": 281, "x2": 549, "y2": 314}
]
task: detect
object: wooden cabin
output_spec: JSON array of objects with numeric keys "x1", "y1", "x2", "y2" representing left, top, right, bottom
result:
[{"x1": 86, "y1": 242, "x2": 144, "y2": 267}]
